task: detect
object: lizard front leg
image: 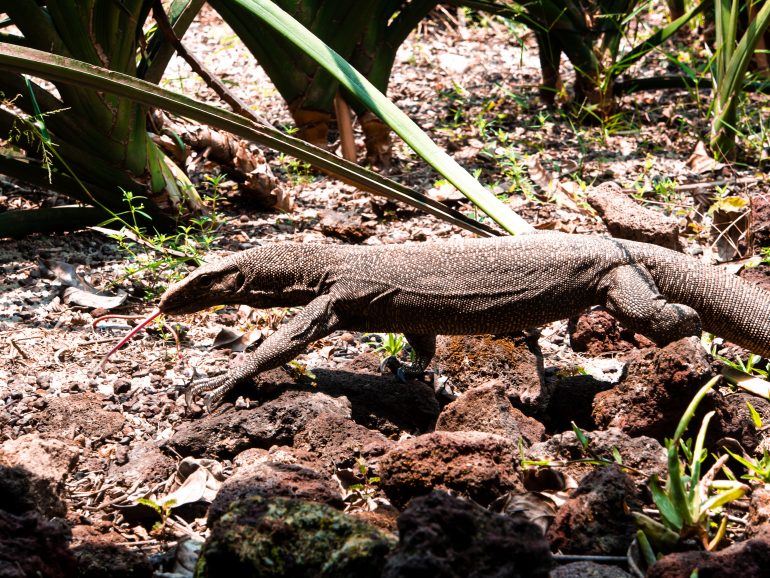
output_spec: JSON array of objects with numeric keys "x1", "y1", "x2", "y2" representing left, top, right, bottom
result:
[
  {"x1": 381, "y1": 333, "x2": 436, "y2": 381},
  {"x1": 601, "y1": 264, "x2": 701, "y2": 345},
  {"x1": 185, "y1": 294, "x2": 341, "y2": 410}
]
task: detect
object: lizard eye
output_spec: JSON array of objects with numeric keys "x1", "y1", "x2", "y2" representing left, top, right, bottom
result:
[{"x1": 198, "y1": 275, "x2": 215, "y2": 289}]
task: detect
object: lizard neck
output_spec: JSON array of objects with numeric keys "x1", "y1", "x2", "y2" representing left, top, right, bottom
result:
[{"x1": 240, "y1": 243, "x2": 336, "y2": 307}]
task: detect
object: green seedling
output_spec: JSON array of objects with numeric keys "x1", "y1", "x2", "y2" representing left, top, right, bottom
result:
[
  {"x1": 348, "y1": 458, "x2": 381, "y2": 497},
  {"x1": 716, "y1": 351, "x2": 769, "y2": 379},
  {"x1": 104, "y1": 176, "x2": 225, "y2": 299},
  {"x1": 634, "y1": 376, "x2": 749, "y2": 553},
  {"x1": 372, "y1": 333, "x2": 407, "y2": 359},
  {"x1": 137, "y1": 497, "x2": 176, "y2": 538},
  {"x1": 727, "y1": 448, "x2": 770, "y2": 484},
  {"x1": 520, "y1": 423, "x2": 634, "y2": 473},
  {"x1": 725, "y1": 401, "x2": 770, "y2": 484},
  {"x1": 288, "y1": 360, "x2": 317, "y2": 384}
]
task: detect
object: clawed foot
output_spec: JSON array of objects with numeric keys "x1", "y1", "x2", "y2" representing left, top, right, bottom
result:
[
  {"x1": 379, "y1": 355, "x2": 401, "y2": 375},
  {"x1": 379, "y1": 355, "x2": 428, "y2": 383},
  {"x1": 183, "y1": 373, "x2": 237, "y2": 412}
]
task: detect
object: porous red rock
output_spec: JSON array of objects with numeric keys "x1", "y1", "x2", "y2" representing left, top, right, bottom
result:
[
  {"x1": 318, "y1": 209, "x2": 376, "y2": 242},
  {"x1": 435, "y1": 381, "x2": 545, "y2": 445},
  {"x1": 208, "y1": 459, "x2": 343, "y2": 523},
  {"x1": 587, "y1": 181, "x2": 682, "y2": 251},
  {"x1": 433, "y1": 335, "x2": 548, "y2": 415},
  {"x1": 592, "y1": 337, "x2": 715, "y2": 440},
  {"x1": 31, "y1": 392, "x2": 125, "y2": 442},
  {"x1": 108, "y1": 441, "x2": 176, "y2": 486},
  {"x1": 71, "y1": 524, "x2": 152, "y2": 578},
  {"x1": 318, "y1": 356, "x2": 440, "y2": 435},
  {"x1": 527, "y1": 427, "x2": 666, "y2": 487},
  {"x1": 382, "y1": 491, "x2": 553, "y2": 578},
  {"x1": 568, "y1": 308, "x2": 654, "y2": 355},
  {"x1": 379, "y1": 430, "x2": 523, "y2": 508},
  {"x1": 199, "y1": 496, "x2": 394, "y2": 577},
  {"x1": 748, "y1": 486, "x2": 770, "y2": 537},
  {"x1": 0, "y1": 510, "x2": 76, "y2": 578},
  {"x1": 546, "y1": 465, "x2": 641, "y2": 555},
  {"x1": 293, "y1": 413, "x2": 393, "y2": 474},
  {"x1": 648, "y1": 529, "x2": 770, "y2": 577},
  {"x1": 550, "y1": 561, "x2": 633, "y2": 577},
  {"x1": 750, "y1": 192, "x2": 770, "y2": 250},
  {"x1": 713, "y1": 392, "x2": 770, "y2": 454},
  {"x1": 167, "y1": 390, "x2": 351, "y2": 458},
  {"x1": 0, "y1": 434, "x2": 80, "y2": 517}
]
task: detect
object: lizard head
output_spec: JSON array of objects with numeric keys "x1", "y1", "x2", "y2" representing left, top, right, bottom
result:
[{"x1": 158, "y1": 257, "x2": 246, "y2": 315}]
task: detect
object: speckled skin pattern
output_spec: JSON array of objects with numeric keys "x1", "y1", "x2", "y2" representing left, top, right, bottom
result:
[{"x1": 158, "y1": 232, "x2": 770, "y2": 406}]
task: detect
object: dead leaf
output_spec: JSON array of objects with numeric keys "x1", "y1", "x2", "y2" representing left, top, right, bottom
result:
[
  {"x1": 687, "y1": 141, "x2": 726, "y2": 174},
  {"x1": 491, "y1": 491, "x2": 558, "y2": 534},
  {"x1": 708, "y1": 195, "x2": 749, "y2": 214},
  {"x1": 211, "y1": 326, "x2": 263, "y2": 352},
  {"x1": 427, "y1": 180, "x2": 464, "y2": 202},
  {"x1": 158, "y1": 457, "x2": 224, "y2": 507},
  {"x1": 40, "y1": 260, "x2": 127, "y2": 309},
  {"x1": 525, "y1": 156, "x2": 582, "y2": 211},
  {"x1": 270, "y1": 186, "x2": 295, "y2": 212}
]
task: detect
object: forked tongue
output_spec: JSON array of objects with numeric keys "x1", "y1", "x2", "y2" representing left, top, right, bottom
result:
[{"x1": 99, "y1": 308, "x2": 162, "y2": 369}]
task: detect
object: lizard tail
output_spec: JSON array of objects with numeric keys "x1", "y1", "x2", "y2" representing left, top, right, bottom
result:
[{"x1": 654, "y1": 258, "x2": 770, "y2": 358}]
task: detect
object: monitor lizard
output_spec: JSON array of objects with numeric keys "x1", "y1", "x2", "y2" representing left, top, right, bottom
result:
[{"x1": 111, "y1": 232, "x2": 770, "y2": 409}]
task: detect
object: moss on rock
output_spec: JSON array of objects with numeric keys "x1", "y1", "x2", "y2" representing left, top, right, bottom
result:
[{"x1": 196, "y1": 496, "x2": 395, "y2": 577}]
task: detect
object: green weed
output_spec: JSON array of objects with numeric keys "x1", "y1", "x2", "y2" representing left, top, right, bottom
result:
[{"x1": 634, "y1": 377, "x2": 748, "y2": 553}]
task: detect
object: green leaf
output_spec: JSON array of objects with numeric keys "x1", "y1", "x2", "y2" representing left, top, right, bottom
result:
[
  {"x1": 611, "y1": 0, "x2": 710, "y2": 80},
  {"x1": 632, "y1": 512, "x2": 680, "y2": 549},
  {"x1": 0, "y1": 43, "x2": 496, "y2": 237},
  {"x1": 747, "y1": 401, "x2": 763, "y2": 429},
  {"x1": 687, "y1": 410, "x2": 715, "y2": 509},
  {"x1": 224, "y1": 0, "x2": 533, "y2": 236},
  {"x1": 636, "y1": 530, "x2": 658, "y2": 568},
  {"x1": 710, "y1": 0, "x2": 770, "y2": 157},
  {"x1": 137, "y1": 497, "x2": 162, "y2": 515},
  {"x1": 571, "y1": 422, "x2": 590, "y2": 450},
  {"x1": 698, "y1": 483, "x2": 748, "y2": 516},
  {"x1": 708, "y1": 195, "x2": 749, "y2": 214},
  {"x1": 649, "y1": 474, "x2": 684, "y2": 531},
  {"x1": 673, "y1": 377, "x2": 720, "y2": 442}
]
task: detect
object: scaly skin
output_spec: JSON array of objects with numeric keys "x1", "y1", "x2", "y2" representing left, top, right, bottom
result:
[{"x1": 157, "y1": 233, "x2": 770, "y2": 408}]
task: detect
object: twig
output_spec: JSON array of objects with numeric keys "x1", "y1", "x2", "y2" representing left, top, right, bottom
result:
[
  {"x1": 334, "y1": 93, "x2": 357, "y2": 162},
  {"x1": 72, "y1": 484, "x2": 116, "y2": 499},
  {"x1": 699, "y1": 454, "x2": 729, "y2": 493},
  {"x1": 674, "y1": 176, "x2": 764, "y2": 192},
  {"x1": 92, "y1": 313, "x2": 147, "y2": 333},
  {"x1": 8, "y1": 338, "x2": 31, "y2": 360}
]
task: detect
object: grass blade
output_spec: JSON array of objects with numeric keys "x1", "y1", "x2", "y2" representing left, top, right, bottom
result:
[
  {"x1": 0, "y1": 43, "x2": 498, "y2": 237},
  {"x1": 226, "y1": 0, "x2": 533, "y2": 235}
]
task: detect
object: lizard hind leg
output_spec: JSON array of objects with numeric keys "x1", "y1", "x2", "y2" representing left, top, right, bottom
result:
[{"x1": 602, "y1": 264, "x2": 702, "y2": 346}]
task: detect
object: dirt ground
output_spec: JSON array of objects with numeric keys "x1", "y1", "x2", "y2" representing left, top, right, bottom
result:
[{"x1": 2, "y1": 5, "x2": 770, "y2": 577}]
